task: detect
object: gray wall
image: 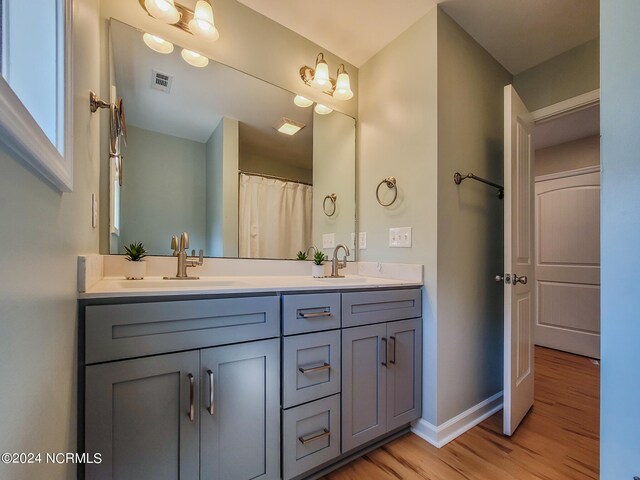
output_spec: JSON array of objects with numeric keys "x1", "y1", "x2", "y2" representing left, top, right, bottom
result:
[
  {"x1": 313, "y1": 111, "x2": 356, "y2": 257},
  {"x1": 436, "y1": 9, "x2": 511, "y2": 424},
  {"x1": 514, "y1": 38, "x2": 599, "y2": 111},
  {"x1": 600, "y1": 2, "x2": 640, "y2": 478},
  {"x1": 239, "y1": 149, "x2": 312, "y2": 185},
  {"x1": 0, "y1": 0, "x2": 101, "y2": 478},
  {"x1": 206, "y1": 118, "x2": 239, "y2": 257},
  {"x1": 119, "y1": 126, "x2": 206, "y2": 255},
  {"x1": 358, "y1": 7, "x2": 439, "y2": 421},
  {"x1": 535, "y1": 135, "x2": 600, "y2": 177}
]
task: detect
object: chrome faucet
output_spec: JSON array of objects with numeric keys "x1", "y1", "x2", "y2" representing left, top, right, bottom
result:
[
  {"x1": 329, "y1": 244, "x2": 350, "y2": 278},
  {"x1": 306, "y1": 245, "x2": 319, "y2": 257},
  {"x1": 164, "y1": 232, "x2": 203, "y2": 280}
]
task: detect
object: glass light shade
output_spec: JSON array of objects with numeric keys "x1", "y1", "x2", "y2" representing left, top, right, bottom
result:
[
  {"x1": 293, "y1": 95, "x2": 313, "y2": 108},
  {"x1": 144, "y1": 0, "x2": 180, "y2": 24},
  {"x1": 181, "y1": 49, "x2": 209, "y2": 68},
  {"x1": 311, "y1": 59, "x2": 330, "y2": 89},
  {"x1": 188, "y1": 0, "x2": 220, "y2": 42},
  {"x1": 143, "y1": 33, "x2": 174, "y2": 54},
  {"x1": 314, "y1": 103, "x2": 333, "y2": 115},
  {"x1": 333, "y1": 71, "x2": 354, "y2": 100}
]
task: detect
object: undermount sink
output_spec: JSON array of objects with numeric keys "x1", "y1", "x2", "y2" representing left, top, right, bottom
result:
[
  {"x1": 315, "y1": 277, "x2": 373, "y2": 284},
  {"x1": 118, "y1": 279, "x2": 247, "y2": 289}
]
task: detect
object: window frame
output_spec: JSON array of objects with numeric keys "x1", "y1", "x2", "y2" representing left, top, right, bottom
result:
[{"x1": 0, "y1": 0, "x2": 74, "y2": 192}]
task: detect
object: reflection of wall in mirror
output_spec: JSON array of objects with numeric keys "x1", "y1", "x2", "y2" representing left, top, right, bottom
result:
[
  {"x1": 239, "y1": 149, "x2": 312, "y2": 185},
  {"x1": 118, "y1": 125, "x2": 206, "y2": 255},
  {"x1": 313, "y1": 112, "x2": 357, "y2": 258}
]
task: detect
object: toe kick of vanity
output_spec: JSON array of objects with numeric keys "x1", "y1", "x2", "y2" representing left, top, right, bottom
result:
[{"x1": 78, "y1": 286, "x2": 422, "y2": 480}]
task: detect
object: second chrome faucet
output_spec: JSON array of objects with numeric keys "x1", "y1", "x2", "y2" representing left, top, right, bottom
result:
[
  {"x1": 329, "y1": 244, "x2": 350, "y2": 278},
  {"x1": 164, "y1": 232, "x2": 203, "y2": 280}
]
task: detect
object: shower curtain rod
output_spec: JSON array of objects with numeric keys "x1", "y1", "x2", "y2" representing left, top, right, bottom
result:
[{"x1": 239, "y1": 170, "x2": 313, "y2": 187}]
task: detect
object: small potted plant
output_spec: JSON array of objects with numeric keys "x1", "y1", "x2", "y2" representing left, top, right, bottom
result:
[
  {"x1": 311, "y1": 251, "x2": 326, "y2": 278},
  {"x1": 296, "y1": 251, "x2": 308, "y2": 261},
  {"x1": 124, "y1": 242, "x2": 147, "y2": 280}
]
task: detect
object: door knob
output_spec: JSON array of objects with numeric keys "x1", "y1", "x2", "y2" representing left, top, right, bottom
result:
[
  {"x1": 513, "y1": 275, "x2": 528, "y2": 285},
  {"x1": 495, "y1": 274, "x2": 512, "y2": 284}
]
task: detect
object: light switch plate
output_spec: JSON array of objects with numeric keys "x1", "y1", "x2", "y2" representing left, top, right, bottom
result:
[
  {"x1": 322, "y1": 233, "x2": 336, "y2": 249},
  {"x1": 358, "y1": 232, "x2": 367, "y2": 249},
  {"x1": 389, "y1": 227, "x2": 412, "y2": 248}
]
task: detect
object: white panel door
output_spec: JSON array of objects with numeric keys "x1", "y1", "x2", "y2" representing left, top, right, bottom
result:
[
  {"x1": 535, "y1": 170, "x2": 600, "y2": 358},
  {"x1": 503, "y1": 85, "x2": 536, "y2": 436}
]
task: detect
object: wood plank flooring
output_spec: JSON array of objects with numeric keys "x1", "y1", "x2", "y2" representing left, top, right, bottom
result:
[{"x1": 324, "y1": 346, "x2": 600, "y2": 480}]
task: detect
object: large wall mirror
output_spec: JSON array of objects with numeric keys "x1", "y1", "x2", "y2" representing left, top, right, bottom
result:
[{"x1": 105, "y1": 19, "x2": 356, "y2": 260}]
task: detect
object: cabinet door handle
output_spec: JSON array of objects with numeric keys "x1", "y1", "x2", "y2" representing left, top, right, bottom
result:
[
  {"x1": 207, "y1": 369, "x2": 215, "y2": 416},
  {"x1": 299, "y1": 362, "x2": 331, "y2": 374},
  {"x1": 390, "y1": 336, "x2": 396, "y2": 365},
  {"x1": 381, "y1": 337, "x2": 387, "y2": 367},
  {"x1": 299, "y1": 428, "x2": 330, "y2": 445},
  {"x1": 299, "y1": 311, "x2": 332, "y2": 319},
  {"x1": 187, "y1": 373, "x2": 195, "y2": 422}
]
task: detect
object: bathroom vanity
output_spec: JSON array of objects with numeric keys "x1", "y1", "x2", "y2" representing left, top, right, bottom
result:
[{"x1": 78, "y1": 279, "x2": 422, "y2": 480}]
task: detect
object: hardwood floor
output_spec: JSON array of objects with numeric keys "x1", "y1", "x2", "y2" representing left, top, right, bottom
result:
[{"x1": 324, "y1": 346, "x2": 600, "y2": 480}]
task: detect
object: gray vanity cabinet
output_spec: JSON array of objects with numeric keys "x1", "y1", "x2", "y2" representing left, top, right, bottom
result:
[
  {"x1": 200, "y1": 339, "x2": 280, "y2": 480},
  {"x1": 84, "y1": 351, "x2": 200, "y2": 480},
  {"x1": 342, "y1": 317, "x2": 422, "y2": 453}
]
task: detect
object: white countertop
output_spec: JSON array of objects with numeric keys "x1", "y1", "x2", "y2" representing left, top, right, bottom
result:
[{"x1": 80, "y1": 275, "x2": 423, "y2": 299}]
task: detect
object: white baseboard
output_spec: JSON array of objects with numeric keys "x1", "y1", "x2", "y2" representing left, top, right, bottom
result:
[{"x1": 411, "y1": 391, "x2": 503, "y2": 448}]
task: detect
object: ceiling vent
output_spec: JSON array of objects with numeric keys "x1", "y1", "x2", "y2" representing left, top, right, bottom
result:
[{"x1": 151, "y1": 70, "x2": 173, "y2": 93}]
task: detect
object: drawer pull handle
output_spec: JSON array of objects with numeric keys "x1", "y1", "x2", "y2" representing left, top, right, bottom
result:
[
  {"x1": 299, "y1": 428, "x2": 331, "y2": 445},
  {"x1": 207, "y1": 369, "x2": 215, "y2": 416},
  {"x1": 390, "y1": 336, "x2": 397, "y2": 365},
  {"x1": 299, "y1": 363, "x2": 331, "y2": 374},
  {"x1": 299, "y1": 311, "x2": 332, "y2": 319},
  {"x1": 187, "y1": 373, "x2": 195, "y2": 422}
]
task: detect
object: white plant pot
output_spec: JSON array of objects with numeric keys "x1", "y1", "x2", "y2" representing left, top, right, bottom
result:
[
  {"x1": 125, "y1": 261, "x2": 146, "y2": 280},
  {"x1": 312, "y1": 264, "x2": 325, "y2": 278}
]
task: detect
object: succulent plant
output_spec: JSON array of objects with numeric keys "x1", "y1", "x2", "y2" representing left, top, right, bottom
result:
[
  {"x1": 313, "y1": 251, "x2": 327, "y2": 266},
  {"x1": 296, "y1": 251, "x2": 308, "y2": 260},
  {"x1": 124, "y1": 242, "x2": 147, "y2": 262}
]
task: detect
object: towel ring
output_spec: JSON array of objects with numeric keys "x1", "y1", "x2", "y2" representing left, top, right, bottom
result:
[
  {"x1": 323, "y1": 194, "x2": 337, "y2": 217},
  {"x1": 376, "y1": 177, "x2": 398, "y2": 207}
]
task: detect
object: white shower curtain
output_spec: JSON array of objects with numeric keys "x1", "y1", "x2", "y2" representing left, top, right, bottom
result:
[{"x1": 239, "y1": 173, "x2": 313, "y2": 259}]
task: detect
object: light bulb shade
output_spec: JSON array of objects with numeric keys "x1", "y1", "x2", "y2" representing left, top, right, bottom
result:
[
  {"x1": 181, "y1": 49, "x2": 209, "y2": 68},
  {"x1": 294, "y1": 95, "x2": 313, "y2": 108},
  {"x1": 188, "y1": 0, "x2": 220, "y2": 41},
  {"x1": 143, "y1": 33, "x2": 174, "y2": 54},
  {"x1": 311, "y1": 59, "x2": 330, "y2": 89},
  {"x1": 314, "y1": 103, "x2": 333, "y2": 115},
  {"x1": 144, "y1": 0, "x2": 180, "y2": 24},
  {"x1": 333, "y1": 71, "x2": 354, "y2": 100}
]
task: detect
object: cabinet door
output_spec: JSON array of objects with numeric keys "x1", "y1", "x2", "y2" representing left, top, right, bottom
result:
[
  {"x1": 386, "y1": 318, "x2": 422, "y2": 431},
  {"x1": 200, "y1": 339, "x2": 280, "y2": 480},
  {"x1": 85, "y1": 351, "x2": 200, "y2": 480},
  {"x1": 341, "y1": 323, "x2": 387, "y2": 453}
]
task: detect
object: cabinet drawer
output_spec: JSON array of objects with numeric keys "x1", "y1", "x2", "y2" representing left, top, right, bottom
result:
[
  {"x1": 283, "y1": 394, "x2": 341, "y2": 480},
  {"x1": 283, "y1": 331, "x2": 341, "y2": 408},
  {"x1": 283, "y1": 293, "x2": 341, "y2": 335},
  {"x1": 85, "y1": 296, "x2": 280, "y2": 363},
  {"x1": 342, "y1": 289, "x2": 421, "y2": 327}
]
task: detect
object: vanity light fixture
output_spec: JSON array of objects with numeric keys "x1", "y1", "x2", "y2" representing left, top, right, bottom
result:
[
  {"x1": 293, "y1": 95, "x2": 314, "y2": 108},
  {"x1": 143, "y1": 33, "x2": 175, "y2": 54},
  {"x1": 181, "y1": 49, "x2": 209, "y2": 68},
  {"x1": 139, "y1": 0, "x2": 220, "y2": 42},
  {"x1": 300, "y1": 53, "x2": 354, "y2": 101},
  {"x1": 314, "y1": 104, "x2": 333, "y2": 115},
  {"x1": 188, "y1": 0, "x2": 220, "y2": 42},
  {"x1": 273, "y1": 117, "x2": 305, "y2": 136},
  {"x1": 144, "y1": 0, "x2": 181, "y2": 24}
]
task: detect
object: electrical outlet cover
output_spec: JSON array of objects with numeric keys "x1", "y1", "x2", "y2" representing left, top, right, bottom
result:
[{"x1": 358, "y1": 232, "x2": 367, "y2": 249}]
